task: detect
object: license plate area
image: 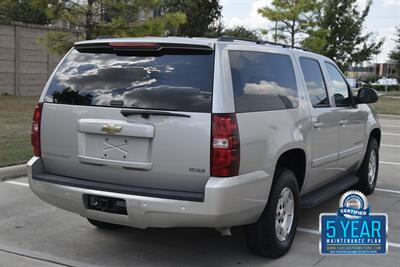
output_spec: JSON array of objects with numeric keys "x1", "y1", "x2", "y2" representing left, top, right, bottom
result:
[
  {"x1": 77, "y1": 119, "x2": 154, "y2": 169},
  {"x1": 84, "y1": 194, "x2": 127, "y2": 215},
  {"x1": 86, "y1": 134, "x2": 150, "y2": 163}
]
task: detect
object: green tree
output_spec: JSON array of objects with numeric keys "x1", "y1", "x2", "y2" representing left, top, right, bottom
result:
[
  {"x1": 301, "y1": 28, "x2": 328, "y2": 54},
  {"x1": 0, "y1": 0, "x2": 51, "y2": 24},
  {"x1": 258, "y1": 0, "x2": 321, "y2": 47},
  {"x1": 41, "y1": 0, "x2": 186, "y2": 54},
  {"x1": 317, "y1": 0, "x2": 383, "y2": 70},
  {"x1": 162, "y1": 0, "x2": 222, "y2": 37},
  {"x1": 389, "y1": 26, "x2": 400, "y2": 77},
  {"x1": 222, "y1": 26, "x2": 260, "y2": 40}
]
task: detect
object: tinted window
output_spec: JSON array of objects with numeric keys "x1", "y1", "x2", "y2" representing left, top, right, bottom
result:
[
  {"x1": 299, "y1": 58, "x2": 329, "y2": 107},
  {"x1": 324, "y1": 62, "x2": 352, "y2": 107},
  {"x1": 45, "y1": 49, "x2": 214, "y2": 112},
  {"x1": 229, "y1": 51, "x2": 298, "y2": 112}
]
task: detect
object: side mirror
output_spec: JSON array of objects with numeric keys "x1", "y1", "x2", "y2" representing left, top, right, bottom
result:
[{"x1": 356, "y1": 87, "x2": 378, "y2": 104}]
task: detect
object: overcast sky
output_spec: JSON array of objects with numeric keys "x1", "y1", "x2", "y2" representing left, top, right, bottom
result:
[{"x1": 221, "y1": 0, "x2": 400, "y2": 63}]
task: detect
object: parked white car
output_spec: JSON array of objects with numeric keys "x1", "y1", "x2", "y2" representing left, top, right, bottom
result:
[{"x1": 373, "y1": 78, "x2": 398, "y2": 86}]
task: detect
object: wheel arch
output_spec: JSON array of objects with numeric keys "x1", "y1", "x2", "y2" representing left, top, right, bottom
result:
[
  {"x1": 274, "y1": 148, "x2": 307, "y2": 192},
  {"x1": 369, "y1": 128, "x2": 381, "y2": 146}
]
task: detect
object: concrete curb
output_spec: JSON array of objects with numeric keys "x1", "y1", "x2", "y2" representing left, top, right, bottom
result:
[
  {"x1": 0, "y1": 164, "x2": 26, "y2": 181},
  {"x1": 379, "y1": 114, "x2": 400, "y2": 120}
]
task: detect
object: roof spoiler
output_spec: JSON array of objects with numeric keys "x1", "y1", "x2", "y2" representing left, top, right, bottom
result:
[{"x1": 74, "y1": 42, "x2": 214, "y2": 55}]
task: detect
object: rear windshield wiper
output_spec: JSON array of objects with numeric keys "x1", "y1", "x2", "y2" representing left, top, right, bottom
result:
[{"x1": 120, "y1": 109, "x2": 191, "y2": 119}]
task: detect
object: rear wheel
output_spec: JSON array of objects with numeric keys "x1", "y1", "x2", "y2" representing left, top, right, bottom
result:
[
  {"x1": 87, "y1": 219, "x2": 122, "y2": 230},
  {"x1": 244, "y1": 168, "x2": 299, "y2": 258},
  {"x1": 355, "y1": 138, "x2": 379, "y2": 195}
]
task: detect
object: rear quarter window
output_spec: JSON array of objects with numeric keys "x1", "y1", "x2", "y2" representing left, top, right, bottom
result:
[
  {"x1": 229, "y1": 51, "x2": 298, "y2": 113},
  {"x1": 44, "y1": 49, "x2": 215, "y2": 112}
]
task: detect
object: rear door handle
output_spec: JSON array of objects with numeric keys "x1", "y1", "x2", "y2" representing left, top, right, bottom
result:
[{"x1": 340, "y1": 119, "x2": 349, "y2": 126}]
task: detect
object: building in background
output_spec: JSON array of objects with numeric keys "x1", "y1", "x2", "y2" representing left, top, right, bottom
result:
[
  {"x1": 375, "y1": 62, "x2": 398, "y2": 78},
  {"x1": 347, "y1": 62, "x2": 398, "y2": 82}
]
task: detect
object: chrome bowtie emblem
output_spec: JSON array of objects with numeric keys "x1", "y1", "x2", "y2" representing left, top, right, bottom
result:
[{"x1": 101, "y1": 124, "x2": 123, "y2": 134}]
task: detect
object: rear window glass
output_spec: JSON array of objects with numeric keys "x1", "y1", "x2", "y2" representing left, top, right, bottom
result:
[
  {"x1": 44, "y1": 49, "x2": 214, "y2": 112},
  {"x1": 229, "y1": 51, "x2": 298, "y2": 113}
]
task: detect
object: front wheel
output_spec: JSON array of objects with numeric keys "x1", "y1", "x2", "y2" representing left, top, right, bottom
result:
[
  {"x1": 355, "y1": 138, "x2": 379, "y2": 195},
  {"x1": 244, "y1": 168, "x2": 299, "y2": 258}
]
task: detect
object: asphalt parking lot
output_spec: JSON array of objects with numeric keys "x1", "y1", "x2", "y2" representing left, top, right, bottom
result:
[{"x1": 0, "y1": 117, "x2": 399, "y2": 267}]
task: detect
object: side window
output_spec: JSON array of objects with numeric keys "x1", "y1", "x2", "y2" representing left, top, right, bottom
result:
[
  {"x1": 324, "y1": 62, "x2": 352, "y2": 107},
  {"x1": 229, "y1": 51, "x2": 298, "y2": 112},
  {"x1": 299, "y1": 58, "x2": 329, "y2": 107}
]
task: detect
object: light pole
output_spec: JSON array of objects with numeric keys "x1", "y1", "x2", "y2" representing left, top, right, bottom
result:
[{"x1": 385, "y1": 60, "x2": 394, "y2": 94}]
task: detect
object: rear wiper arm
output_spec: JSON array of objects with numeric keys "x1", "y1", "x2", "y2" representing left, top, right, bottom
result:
[{"x1": 120, "y1": 109, "x2": 191, "y2": 119}]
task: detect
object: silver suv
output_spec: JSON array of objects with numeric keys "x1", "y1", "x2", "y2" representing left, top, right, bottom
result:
[{"x1": 28, "y1": 37, "x2": 380, "y2": 258}]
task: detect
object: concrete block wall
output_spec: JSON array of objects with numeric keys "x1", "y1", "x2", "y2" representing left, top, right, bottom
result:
[
  {"x1": 0, "y1": 22, "x2": 81, "y2": 96},
  {"x1": 0, "y1": 24, "x2": 15, "y2": 95}
]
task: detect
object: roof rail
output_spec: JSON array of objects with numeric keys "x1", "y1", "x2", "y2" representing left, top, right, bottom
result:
[
  {"x1": 96, "y1": 35, "x2": 115, "y2": 39},
  {"x1": 218, "y1": 36, "x2": 263, "y2": 44},
  {"x1": 218, "y1": 36, "x2": 309, "y2": 51},
  {"x1": 262, "y1": 40, "x2": 309, "y2": 51}
]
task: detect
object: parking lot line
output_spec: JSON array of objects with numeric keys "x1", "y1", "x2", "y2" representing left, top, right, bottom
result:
[
  {"x1": 381, "y1": 144, "x2": 400, "y2": 148},
  {"x1": 382, "y1": 132, "x2": 400, "y2": 136},
  {"x1": 375, "y1": 188, "x2": 400, "y2": 194},
  {"x1": 382, "y1": 124, "x2": 400, "y2": 128},
  {"x1": 297, "y1": 227, "x2": 319, "y2": 235},
  {"x1": 0, "y1": 248, "x2": 75, "y2": 267},
  {"x1": 388, "y1": 242, "x2": 400, "y2": 248},
  {"x1": 298, "y1": 228, "x2": 400, "y2": 248},
  {"x1": 4, "y1": 181, "x2": 29, "y2": 187},
  {"x1": 380, "y1": 160, "x2": 400, "y2": 166}
]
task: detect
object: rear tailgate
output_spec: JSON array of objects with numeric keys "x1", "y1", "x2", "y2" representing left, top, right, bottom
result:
[{"x1": 39, "y1": 41, "x2": 214, "y2": 194}]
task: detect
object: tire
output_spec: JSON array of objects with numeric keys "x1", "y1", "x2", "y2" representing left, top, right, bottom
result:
[
  {"x1": 355, "y1": 138, "x2": 379, "y2": 195},
  {"x1": 244, "y1": 168, "x2": 299, "y2": 258},
  {"x1": 87, "y1": 219, "x2": 122, "y2": 230}
]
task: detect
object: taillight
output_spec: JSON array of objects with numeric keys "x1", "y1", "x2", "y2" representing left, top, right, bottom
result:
[
  {"x1": 211, "y1": 114, "x2": 240, "y2": 177},
  {"x1": 31, "y1": 103, "x2": 43, "y2": 157}
]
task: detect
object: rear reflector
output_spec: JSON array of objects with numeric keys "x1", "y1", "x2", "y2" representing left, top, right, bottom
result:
[
  {"x1": 31, "y1": 103, "x2": 43, "y2": 157},
  {"x1": 211, "y1": 114, "x2": 240, "y2": 177},
  {"x1": 109, "y1": 42, "x2": 159, "y2": 48}
]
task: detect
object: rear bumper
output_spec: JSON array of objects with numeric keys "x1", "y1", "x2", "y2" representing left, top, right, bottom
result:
[{"x1": 27, "y1": 157, "x2": 272, "y2": 228}]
